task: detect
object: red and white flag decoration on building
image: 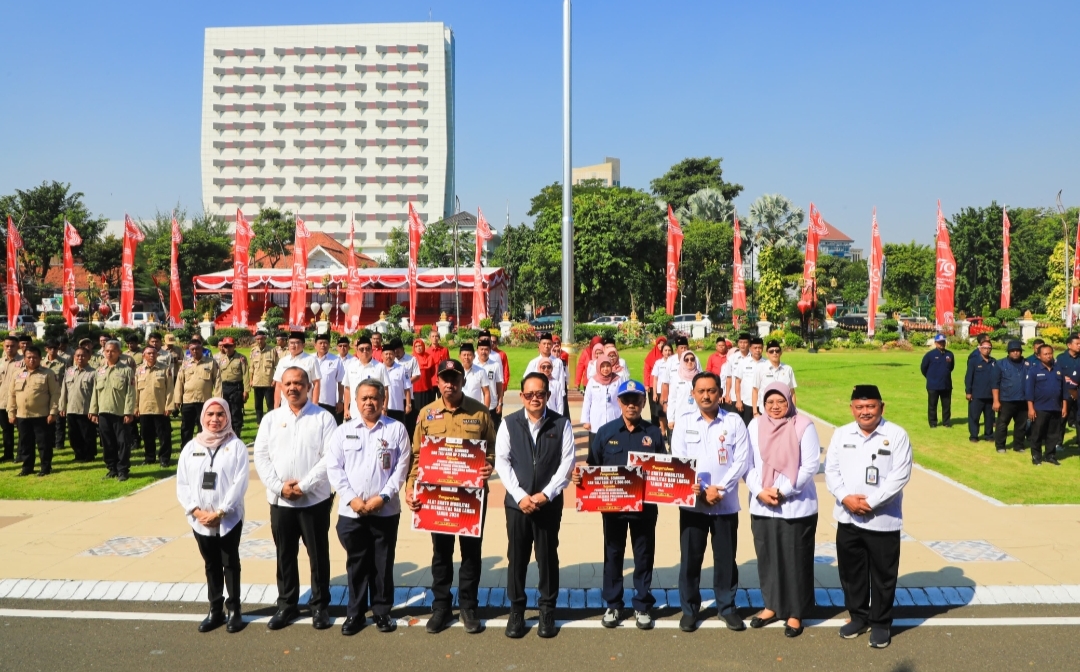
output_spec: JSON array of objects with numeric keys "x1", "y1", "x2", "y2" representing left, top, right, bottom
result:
[
  {"x1": 232, "y1": 210, "x2": 253, "y2": 327},
  {"x1": 407, "y1": 202, "x2": 425, "y2": 328},
  {"x1": 345, "y1": 216, "x2": 364, "y2": 333},
  {"x1": 665, "y1": 205, "x2": 684, "y2": 315},
  {"x1": 800, "y1": 203, "x2": 827, "y2": 311},
  {"x1": 288, "y1": 216, "x2": 312, "y2": 330},
  {"x1": 169, "y1": 217, "x2": 183, "y2": 327},
  {"x1": 867, "y1": 208, "x2": 884, "y2": 338},
  {"x1": 1069, "y1": 213, "x2": 1080, "y2": 329},
  {"x1": 935, "y1": 201, "x2": 956, "y2": 330},
  {"x1": 472, "y1": 208, "x2": 493, "y2": 328},
  {"x1": 6, "y1": 216, "x2": 22, "y2": 330},
  {"x1": 731, "y1": 213, "x2": 746, "y2": 328},
  {"x1": 1001, "y1": 208, "x2": 1012, "y2": 310},
  {"x1": 62, "y1": 220, "x2": 82, "y2": 328},
  {"x1": 120, "y1": 215, "x2": 145, "y2": 326}
]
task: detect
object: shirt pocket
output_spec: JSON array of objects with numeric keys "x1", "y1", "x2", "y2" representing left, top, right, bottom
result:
[{"x1": 200, "y1": 368, "x2": 212, "y2": 381}]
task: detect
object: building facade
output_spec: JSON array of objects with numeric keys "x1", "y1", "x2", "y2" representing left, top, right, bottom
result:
[
  {"x1": 572, "y1": 157, "x2": 620, "y2": 187},
  {"x1": 201, "y1": 22, "x2": 455, "y2": 258}
]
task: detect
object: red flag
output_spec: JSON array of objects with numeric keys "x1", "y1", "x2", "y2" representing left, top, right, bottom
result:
[
  {"x1": 170, "y1": 217, "x2": 183, "y2": 327},
  {"x1": 935, "y1": 201, "x2": 956, "y2": 329},
  {"x1": 1071, "y1": 212, "x2": 1080, "y2": 329},
  {"x1": 801, "y1": 204, "x2": 826, "y2": 308},
  {"x1": 288, "y1": 216, "x2": 311, "y2": 330},
  {"x1": 1001, "y1": 208, "x2": 1012, "y2": 310},
  {"x1": 731, "y1": 213, "x2": 746, "y2": 328},
  {"x1": 867, "y1": 208, "x2": 884, "y2": 338},
  {"x1": 472, "y1": 208, "x2": 493, "y2": 328},
  {"x1": 120, "y1": 214, "x2": 145, "y2": 326},
  {"x1": 665, "y1": 205, "x2": 683, "y2": 315},
  {"x1": 345, "y1": 215, "x2": 364, "y2": 333},
  {"x1": 407, "y1": 203, "x2": 425, "y2": 328},
  {"x1": 233, "y1": 209, "x2": 253, "y2": 327},
  {"x1": 62, "y1": 221, "x2": 82, "y2": 328},
  {"x1": 6, "y1": 216, "x2": 22, "y2": 331}
]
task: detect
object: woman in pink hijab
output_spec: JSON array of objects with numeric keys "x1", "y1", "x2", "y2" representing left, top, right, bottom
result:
[{"x1": 745, "y1": 382, "x2": 819, "y2": 638}]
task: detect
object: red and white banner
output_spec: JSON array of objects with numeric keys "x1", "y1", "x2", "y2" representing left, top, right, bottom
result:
[
  {"x1": 288, "y1": 216, "x2": 311, "y2": 330},
  {"x1": 1001, "y1": 208, "x2": 1012, "y2": 310},
  {"x1": 411, "y1": 485, "x2": 485, "y2": 537},
  {"x1": 62, "y1": 220, "x2": 82, "y2": 328},
  {"x1": 801, "y1": 203, "x2": 826, "y2": 308},
  {"x1": 665, "y1": 205, "x2": 683, "y2": 315},
  {"x1": 867, "y1": 208, "x2": 883, "y2": 338},
  {"x1": 170, "y1": 217, "x2": 183, "y2": 327},
  {"x1": 472, "y1": 208, "x2": 493, "y2": 328},
  {"x1": 935, "y1": 201, "x2": 956, "y2": 329},
  {"x1": 232, "y1": 209, "x2": 253, "y2": 327},
  {"x1": 407, "y1": 202, "x2": 425, "y2": 328},
  {"x1": 4, "y1": 216, "x2": 20, "y2": 330},
  {"x1": 1070, "y1": 213, "x2": 1080, "y2": 329},
  {"x1": 120, "y1": 215, "x2": 145, "y2": 326},
  {"x1": 345, "y1": 216, "x2": 363, "y2": 333},
  {"x1": 732, "y1": 213, "x2": 746, "y2": 328}
]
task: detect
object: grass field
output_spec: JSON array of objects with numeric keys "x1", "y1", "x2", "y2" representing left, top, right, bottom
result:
[{"x1": 1, "y1": 343, "x2": 1075, "y2": 504}]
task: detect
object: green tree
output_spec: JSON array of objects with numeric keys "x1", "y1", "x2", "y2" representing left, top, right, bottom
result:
[
  {"x1": 650, "y1": 157, "x2": 743, "y2": 213},
  {"x1": 81, "y1": 235, "x2": 125, "y2": 286},
  {"x1": 380, "y1": 225, "x2": 409, "y2": 267},
  {"x1": 745, "y1": 194, "x2": 806, "y2": 247},
  {"x1": 818, "y1": 254, "x2": 869, "y2": 308},
  {"x1": 881, "y1": 241, "x2": 935, "y2": 312},
  {"x1": 489, "y1": 222, "x2": 538, "y2": 318},
  {"x1": 0, "y1": 180, "x2": 107, "y2": 284},
  {"x1": 140, "y1": 208, "x2": 232, "y2": 300},
  {"x1": 680, "y1": 218, "x2": 733, "y2": 315},
  {"x1": 1046, "y1": 239, "x2": 1067, "y2": 320},
  {"x1": 377, "y1": 219, "x2": 475, "y2": 269},
  {"x1": 250, "y1": 207, "x2": 295, "y2": 268},
  {"x1": 756, "y1": 246, "x2": 787, "y2": 322}
]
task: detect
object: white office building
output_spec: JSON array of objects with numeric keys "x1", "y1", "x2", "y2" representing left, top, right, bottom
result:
[{"x1": 201, "y1": 22, "x2": 455, "y2": 258}]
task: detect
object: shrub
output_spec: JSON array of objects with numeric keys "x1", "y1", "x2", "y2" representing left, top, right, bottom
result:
[
  {"x1": 881, "y1": 319, "x2": 899, "y2": 332},
  {"x1": 879, "y1": 332, "x2": 900, "y2": 343},
  {"x1": 510, "y1": 322, "x2": 537, "y2": 346},
  {"x1": 418, "y1": 324, "x2": 432, "y2": 339},
  {"x1": 179, "y1": 309, "x2": 199, "y2": 330},
  {"x1": 575, "y1": 324, "x2": 618, "y2": 343},
  {"x1": 212, "y1": 327, "x2": 255, "y2": 347},
  {"x1": 43, "y1": 314, "x2": 67, "y2": 341},
  {"x1": 850, "y1": 330, "x2": 865, "y2": 345},
  {"x1": 646, "y1": 308, "x2": 673, "y2": 335},
  {"x1": 996, "y1": 308, "x2": 1021, "y2": 322},
  {"x1": 1041, "y1": 326, "x2": 1067, "y2": 344},
  {"x1": 767, "y1": 329, "x2": 786, "y2": 344},
  {"x1": 908, "y1": 332, "x2": 929, "y2": 347},
  {"x1": 479, "y1": 317, "x2": 494, "y2": 330},
  {"x1": 983, "y1": 317, "x2": 1002, "y2": 328},
  {"x1": 454, "y1": 328, "x2": 481, "y2": 343},
  {"x1": 783, "y1": 331, "x2": 804, "y2": 349}
]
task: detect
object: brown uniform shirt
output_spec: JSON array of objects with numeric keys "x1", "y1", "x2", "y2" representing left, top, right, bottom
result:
[
  {"x1": 136, "y1": 361, "x2": 174, "y2": 415},
  {"x1": 172, "y1": 357, "x2": 220, "y2": 409},
  {"x1": 217, "y1": 352, "x2": 250, "y2": 394},
  {"x1": 250, "y1": 344, "x2": 279, "y2": 388},
  {"x1": 0, "y1": 355, "x2": 25, "y2": 411},
  {"x1": 407, "y1": 394, "x2": 497, "y2": 493},
  {"x1": 42, "y1": 355, "x2": 67, "y2": 380},
  {"x1": 8, "y1": 367, "x2": 61, "y2": 419},
  {"x1": 59, "y1": 365, "x2": 96, "y2": 415}
]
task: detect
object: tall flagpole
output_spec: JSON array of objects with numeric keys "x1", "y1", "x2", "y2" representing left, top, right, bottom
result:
[{"x1": 561, "y1": 0, "x2": 574, "y2": 343}]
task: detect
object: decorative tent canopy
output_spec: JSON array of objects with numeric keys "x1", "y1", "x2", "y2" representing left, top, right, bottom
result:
[{"x1": 193, "y1": 266, "x2": 507, "y2": 293}]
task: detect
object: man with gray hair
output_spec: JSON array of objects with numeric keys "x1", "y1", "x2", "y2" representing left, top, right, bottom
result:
[{"x1": 88, "y1": 340, "x2": 136, "y2": 481}]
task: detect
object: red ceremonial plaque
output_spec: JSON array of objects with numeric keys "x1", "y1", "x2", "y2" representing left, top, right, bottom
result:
[
  {"x1": 415, "y1": 435, "x2": 488, "y2": 488},
  {"x1": 411, "y1": 484, "x2": 485, "y2": 537},
  {"x1": 575, "y1": 465, "x2": 645, "y2": 513},
  {"x1": 628, "y1": 451, "x2": 698, "y2": 506}
]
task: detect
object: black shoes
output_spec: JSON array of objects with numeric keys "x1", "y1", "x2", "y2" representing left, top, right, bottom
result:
[
  {"x1": 374, "y1": 614, "x2": 395, "y2": 633},
  {"x1": 460, "y1": 607, "x2": 482, "y2": 634},
  {"x1": 266, "y1": 605, "x2": 299, "y2": 630},
  {"x1": 868, "y1": 626, "x2": 891, "y2": 648},
  {"x1": 504, "y1": 611, "x2": 526, "y2": 639},
  {"x1": 839, "y1": 620, "x2": 870, "y2": 639},
  {"x1": 117, "y1": 473, "x2": 129, "y2": 482},
  {"x1": 198, "y1": 609, "x2": 226, "y2": 633},
  {"x1": 750, "y1": 613, "x2": 781, "y2": 629},
  {"x1": 1045, "y1": 455, "x2": 1061, "y2": 466},
  {"x1": 341, "y1": 615, "x2": 365, "y2": 636},
  {"x1": 679, "y1": 612, "x2": 698, "y2": 632},
  {"x1": 226, "y1": 610, "x2": 244, "y2": 633},
  {"x1": 311, "y1": 609, "x2": 331, "y2": 630},
  {"x1": 426, "y1": 608, "x2": 451, "y2": 634},
  {"x1": 104, "y1": 471, "x2": 117, "y2": 479},
  {"x1": 721, "y1": 612, "x2": 746, "y2": 631},
  {"x1": 16, "y1": 471, "x2": 32, "y2": 477},
  {"x1": 785, "y1": 624, "x2": 804, "y2": 638},
  {"x1": 537, "y1": 611, "x2": 557, "y2": 638}
]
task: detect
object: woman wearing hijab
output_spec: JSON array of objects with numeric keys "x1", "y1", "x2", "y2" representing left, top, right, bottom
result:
[
  {"x1": 576, "y1": 335, "x2": 604, "y2": 392},
  {"x1": 411, "y1": 338, "x2": 437, "y2": 410},
  {"x1": 746, "y1": 382, "x2": 819, "y2": 638},
  {"x1": 604, "y1": 344, "x2": 631, "y2": 384},
  {"x1": 581, "y1": 359, "x2": 621, "y2": 438},
  {"x1": 665, "y1": 349, "x2": 700, "y2": 427},
  {"x1": 176, "y1": 398, "x2": 250, "y2": 633},
  {"x1": 649, "y1": 343, "x2": 674, "y2": 434}
]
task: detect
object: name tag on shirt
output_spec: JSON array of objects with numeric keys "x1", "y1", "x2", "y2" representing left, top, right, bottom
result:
[
  {"x1": 202, "y1": 472, "x2": 217, "y2": 490},
  {"x1": 865, "y1": 466, "x2": 879, "y2": 486},
  {"x1": 685, "y1": 430, "x2": 700, "y2": 442},
  {"x1": 380, "y1": 450, "x2": 391, "y2": 470},
  {"x1": 843, "y1": 444, "x2": 856, "y2": 449},
  {"x1": 878, "y1": 449, "x2": 891, "y2": 456},
  {"x1": 192, "y1": 451, "x2": 206, "y2": 457},
  {"x1": 463, "y1": 419, "x2": 480, "y2": 425}
]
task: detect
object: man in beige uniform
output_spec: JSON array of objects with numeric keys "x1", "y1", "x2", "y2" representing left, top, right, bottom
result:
[
  {"x1": 173, "y1": 337, "x2": 220, "y2": 447},
  {"x1": 250, "y1": 330, "x2": 279, "y2": 425},
  {"x1": 60, "y1": 347, "x2": 98, "y2": 462},
  {"x1": 0, "y1": 335, "x2": 25, "y2": 462},
  {"x1": 89, "y1": 341, "x2": 137, "y2": 481},
  {"x1": 43, "y1": 339, "x2": 68, "y2": 456},
  {"x1": 9, "y1": 346, "x2": 61, "y2": 477},
  {"x1": 136, "y1": 346, "x2": 175, "y2": 467},
  {"x1": 162, "y1": 334, "x2": 185, "y2": 377},
  {"x1": 216, "y1": 337, "x2": 249, "y2": 437}
]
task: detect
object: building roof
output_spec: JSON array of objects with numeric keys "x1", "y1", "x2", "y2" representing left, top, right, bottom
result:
[
  {"x1": 251, "y1": 231, "x2": 378, "y2": 269},
  {"x1": 819, "y1": 220, "x2": 854, "y2": 243}
]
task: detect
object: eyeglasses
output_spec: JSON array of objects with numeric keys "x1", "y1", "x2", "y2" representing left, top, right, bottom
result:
[
  {"x1": 683, "y1": 357, "x2": 695, "y2": 363},
  {"x1": 356, "y1": 346, "x2": 371, "y2": 352},
  {"x1": 767, "y1": 348, "x2": 781, "y2": 354},
  {"x1": 521, "y1": 391, "x2": 548, "y2": 401}
]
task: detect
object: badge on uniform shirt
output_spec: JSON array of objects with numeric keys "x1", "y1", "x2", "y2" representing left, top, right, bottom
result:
[
  {"x1": 641, "y1": 436, "x2": 653, "y2": 447},
  {"x1": 883, "y1": 440, "x2": 890, "y2": 446},
  {"x1": 380, "y1": 450, "x2": 391, "y2": 470},
  {"x1": 717, "y1": 445, "x2": 728, "y2": 465},
  {"x1": 202, "y1": 472, "x2": 218, "y2": 490},
  {"x1": 865, "y1": 466, "x2": 879, "y2": 486},
  {"x1": 427, "y1": 411, "x2": 444, "y2": 421},
  {"x1": 17, "y1": 371, "x2": 26, "y2": 379},
  {"x1": 878, "y1": 449, "x2": 891, "y2": 456}
]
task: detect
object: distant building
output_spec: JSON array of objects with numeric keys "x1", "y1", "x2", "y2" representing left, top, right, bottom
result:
[
  {"x1": 819, "y1": 220, "x2": 855, "y2": 259},
  {"x1": 572, "y1": 157, "x2": 620, "y2": 187}
]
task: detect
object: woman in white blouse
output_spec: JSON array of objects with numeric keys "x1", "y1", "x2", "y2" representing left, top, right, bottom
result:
[
  {"x1": 581, "y1": 359, "x2": 621, "y2": 435},
  {"x1": 665, "y1": 350, "x2": 700, "y2": 427},
  {"x1": 176, "y1": 398, "x2": 250, "y2": 634},
  {"x1": 745, "y1": 382, "x2": 819, "y2": 638}
]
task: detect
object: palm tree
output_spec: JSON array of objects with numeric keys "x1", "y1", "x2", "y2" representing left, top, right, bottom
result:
[
  {"x1": 675, "y1": 187, "x2": 735, "y2": 224},
  {"x1": 746, "y1": 193, "x2": 805, "y2": 247}
]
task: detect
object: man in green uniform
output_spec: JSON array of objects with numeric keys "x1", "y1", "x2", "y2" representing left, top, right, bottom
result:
[
  {"x1": 88, "y1": 340, "x2": 137, "y2": 481},
  {"x1": 59, "y1": 347, "x2": 97, "y2": 462},
  {"x1": 250, "y1": 330, "x2": 279, "y2": 425},
  {"x1": 42, "y1": 339, "x2": 68, "y2": 457},
  {"x1": 217, "y1": 337, "x2": 249, "y2": 437}
]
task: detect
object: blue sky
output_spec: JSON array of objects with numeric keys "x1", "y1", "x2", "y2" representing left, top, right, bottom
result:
[{"x1": 1, "y1": 1, "x2": 1078, "y2": 251}]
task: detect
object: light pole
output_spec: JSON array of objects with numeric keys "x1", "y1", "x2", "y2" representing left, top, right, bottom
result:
[{"x1": 561, "y1": 0, "x2": 574, "y2": 344}]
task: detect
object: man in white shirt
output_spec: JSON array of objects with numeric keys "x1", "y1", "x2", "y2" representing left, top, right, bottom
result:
[
  {"x1": 381, "y1": 347, "x2": 412, "y2": 425},
  {"x1": 824, "y1": 384, "x2": 913, "y2": 650},
  {"x1": 459, "y1": 343, "x2": 490, "y2": 408},
  {"x1": 324, "y1": 378, "x2": 411, "y2": 636},
  {"x1": 524, "y1": 333, "x2": 566, "y2": 401},
  {"x1": 752, "y1": 339, "x2": 798, "y2": 416},
  {"x1": 335, "y1": 337, "x2": 355, "y2": 365},
  {"x1": 733, "y1": 336, "x2": 764, "y2": 425},
  {"x1": 391, "y1": 338, "x2": 421, "y2": 436},
  {"x1": 253, "y1": 366, "x2": 338, "y2": 632},
  {"x1": 313, "y1": 333, "x2": 345, "y2": 424},
  {"x1": 342, "y1": 335, "x2": 389, "y2": 422},
  {"x1": 273, "y1": 332, "x2": 322, "y2": 409},
  {"x1": 476, "y1": 338, "x2": 504, "y2": 426},
  {"x1": 725, "y1": 333, "x2": 751, "y2": 404}
]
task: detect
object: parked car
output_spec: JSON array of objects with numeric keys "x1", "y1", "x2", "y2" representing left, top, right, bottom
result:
[
  {"x1": 671, "y1": 313, "x2": 713, "y2": 336},
  {"x1": 0, "y1": 315, "x2": 35, "y2": 332},
  {"x1": 529, "y1": 314, "x2": 562, "y2": 330},
  {"x1": 584, "y1": 315, "x2": 628, "y2": 326},
  {"x1": 104, "y1": 311, "x2": 159, "y2": 328}
]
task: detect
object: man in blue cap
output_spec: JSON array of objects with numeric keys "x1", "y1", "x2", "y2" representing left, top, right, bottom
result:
[
  {"x1": 573, "y1": 379, "x2": 666, "y2": 630},
  {"x1": 991, "y1": 340, "x2": 1029, "y2": 454},
  {"x1": 920, "y1": 334, "x2": 954, "y2": 428}
]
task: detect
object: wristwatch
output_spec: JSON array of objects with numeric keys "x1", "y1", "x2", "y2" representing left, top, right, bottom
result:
[
  {"x1": 380, "y1": 494, "x2": 391, "y2": 505},
  {"x1": 215, "y1": 509, "x2": 226, "y2": 520}
]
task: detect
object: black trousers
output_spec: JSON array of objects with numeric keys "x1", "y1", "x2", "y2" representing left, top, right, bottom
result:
[
  {"x1": 318, "y1": 403, "x2": 343, "y2": 426},
  {"x1": 269, "y1": 497, "x2": 333, "y2": 610},
  {"x1": 253, "y1": 386, "x2": 273, "y2": 425},
  {"x1": 67, "y1": 414, "x2": 97, "y2": 461},
  {"x1": 0, "y1": 410, "x2": 14, "y2": 460},
  {"x1": 386, "y1": 409, "x2": 406, "y2": 425},
  {"x1": 737, "y1": 403, "x2": 754, "y2": 426},
  {"x1": 968, "y1": 397, "x2": 995, "y2": 439},
  {"x1": 194, "y1": 523, "x2": 243, "y2": 612},
  {"x1": 927, "y1": 389, "x2": 952, "y2": 426},
  {"x1": 836, "y1": 523, "x2": 901, "y2": 628},
  {"x1": 138, "y1": 414, "x2": 172, "y2": 465},
  {"x1": 336, "y1": 514, "x2": 400, "y2": 618},
  {"x1": 221, "y1": 382, "x2": 244, "y2": 437},
  {"x1": 1030, "y1": 409, "x2": 1061, "y2": 461},
  {"x1": 431, "y1": 499, "x2": 487, "y2": 611},
  {"x1": 994, "y1": 401, "x2": 1027, "y2": 451},
  {"x1": 17, "y1": 416, "x2": 52, "y2": 474},
  {"x1": 180, "y1": 403, "x2": 203, "y2": 448},
  {"x1": 98, "y1": 413, "x2": 131, "y2": 475},
  {"x1": 489, "y1": 408, "x2": 502, "y2": 432},
  {"x1": 506, "y1": 501, "x2": 563, "y2": 613},
  {"x1": 678, "y1": 509, "x2": 739, "y2": 617},
  {"x1": 53, "y1": 410, "x2": 66, "y2": 451},
  {"x1": 602, "y1": 507, "x2": 658, "y2": 611}
]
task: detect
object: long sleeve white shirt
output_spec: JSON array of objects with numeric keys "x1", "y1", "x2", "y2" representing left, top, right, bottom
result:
[
  {"x1": 494, "y1": 410, "x2": 576, "y2": 503},
  {"x1": 667, "y1": 376, "x2": 697, "y2": 425},
  {"x1": 824, "y1": 418, "x2": 912, "y2": 532},
  {"x1": 581, "y1": 378, "x2": 621, "y2": 430},
  {"x1": 477, "y1": 356, "x2": 504, "y2": 409},
  {"x1": 253, "y1": 401, "x2": 336, "y2": 507},
  {"x1": 342, "y1": 358, "x2": 390, "y2": 419},
  {"x1": 324, "y1": 415, "x2": 411, "y2": 518},
  {"x1": 176, "y1": 436, "x2": 249, "y2": 537},
  {"x1": 671, "y1": 407, "x2": 750, "y2": 516},
  {"x1": 745, "y1": 417, "x2": 820, "y2": 519}
]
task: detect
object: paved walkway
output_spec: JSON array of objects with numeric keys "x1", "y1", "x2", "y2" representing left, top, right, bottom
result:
[{"x1": 1, "y1": 398, "x2": 1079, "y2": 608}]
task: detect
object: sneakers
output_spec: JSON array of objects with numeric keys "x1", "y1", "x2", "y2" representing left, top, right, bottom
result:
[
  {"x1": 460, "y1": 607, "x2": 482, "y2": 634},
  {"x1": 868, "y1": 626, "x2": 891, "y2": 648},
  {"x1": 504, "y1": 611, "x2": 526, "y2": 639},
  {"x1": 634, "y1": 610, "x2": 654, "y2": 630},
  {"x1": 426, "y1": 608, "x2": 451, "y2": 634},
  {"x1": 839, "y1": 620, "x2": 870, "y2": 639},
  {"x1": 679, "y1": 612, "x2": 698, "y2": 632},
  {"x1": 720, "y1": 612, "x2": 746, "y2": 631},
  {"x1": 601, "y1": 608, "x2": 620, "y2": 628}
]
